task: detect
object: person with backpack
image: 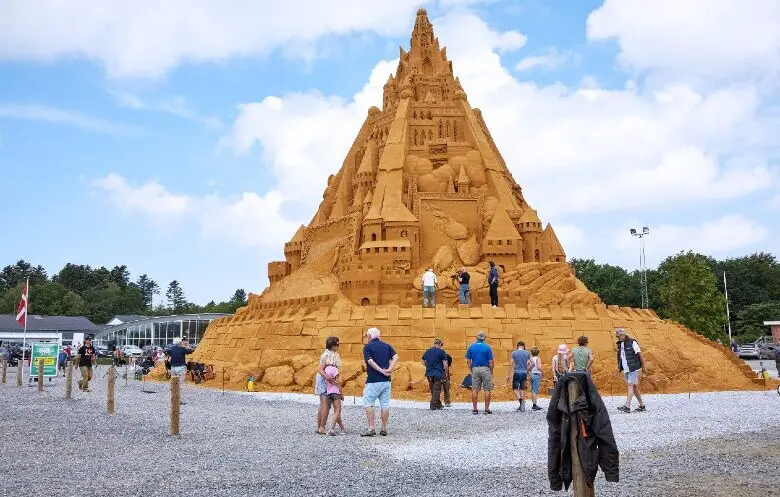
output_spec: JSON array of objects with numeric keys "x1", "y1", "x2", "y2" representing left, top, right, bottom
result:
[{"x1": 616, "y1": 328, "x2": 647, "y2": 412}]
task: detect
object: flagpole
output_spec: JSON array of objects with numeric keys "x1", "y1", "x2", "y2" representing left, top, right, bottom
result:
[{"x1": 22, "y1": 277, "x2": 29, "y2": 373}]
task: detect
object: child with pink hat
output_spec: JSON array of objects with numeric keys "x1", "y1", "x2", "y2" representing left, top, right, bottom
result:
[{"x1": 552, "y1": 343, "x2": 571, "y2": 386}]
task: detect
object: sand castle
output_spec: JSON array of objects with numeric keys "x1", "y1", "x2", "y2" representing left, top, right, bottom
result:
[{"x1": 189, "y1": 9, "x2": 763, "y2": 398}]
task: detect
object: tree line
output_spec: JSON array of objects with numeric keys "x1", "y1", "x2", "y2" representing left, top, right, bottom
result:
[
  {"x1": 571, "y1": 251, "x2": 780, "y2": 343},
  {"x1": 0, "y1": 260, "x2": 248, "y2": 325}
]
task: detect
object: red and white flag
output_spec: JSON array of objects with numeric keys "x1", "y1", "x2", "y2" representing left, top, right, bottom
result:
[{"x1": 16, "y1": 280, "x2": 28, "y2": 328}]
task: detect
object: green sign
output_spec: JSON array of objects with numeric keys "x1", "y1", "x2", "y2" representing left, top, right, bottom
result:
[{"x1": 29, "y1": 342, "x2": 59, "y2": 378}]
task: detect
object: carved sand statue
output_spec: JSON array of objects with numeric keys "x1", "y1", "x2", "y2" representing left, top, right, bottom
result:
[{"x1": 189, "y1": 9, "x2": 765, "y2": 399}]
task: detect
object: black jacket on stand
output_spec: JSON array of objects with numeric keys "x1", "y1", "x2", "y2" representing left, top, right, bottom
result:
[{"x1": 546, "y1": 371, "x2": 619, "y2": 491}]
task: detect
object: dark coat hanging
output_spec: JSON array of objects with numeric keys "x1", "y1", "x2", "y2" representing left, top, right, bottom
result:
[{"x1": 546, "y1": 371, "x2": 620, "y2": 491}]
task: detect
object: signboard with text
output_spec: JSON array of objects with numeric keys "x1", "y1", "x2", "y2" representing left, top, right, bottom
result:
[{"x1": 29, "y1": 342, "x2": 59, "y2": 378}]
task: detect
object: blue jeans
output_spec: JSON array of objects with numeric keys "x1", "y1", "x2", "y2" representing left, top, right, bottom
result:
[
  {"x1": 423, "y1": 286, "x2": 435, "y2": 306},
  {"x1": 459, "y1": 284, "x2": 470, "y2": 304},
  {"x1": 530, "y1": 372, "x2": 541, "y2": 393}
]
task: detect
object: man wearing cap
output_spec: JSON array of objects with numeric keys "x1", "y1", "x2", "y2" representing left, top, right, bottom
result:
[
  {"x1": 361, "y1": 327, "x2": 398, "y2": 437},
  {"x1": 465, "y1": 331, "x2": 494, "y2": 414},
  {"x1": 73, "y1": 337, "x2": 97, "y2": 392},
  {"x1": 615, "y1": 328, "x2": 647, "y2": 412},
  {"x1": 421, "y1": 268, "x2": 437, "y2": 308},
  {"x1": 457, "y1": 267, "x2": 471, "y2": 305},
  {"x1": 421, "y1": 338, "x2": 449, "y2": 410}
]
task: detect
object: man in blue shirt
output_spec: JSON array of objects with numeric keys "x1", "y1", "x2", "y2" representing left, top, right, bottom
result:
[
  {"x1": 465, "y1": 331, "x2": 494, "y2": 414},
  {"x1": 507, "y1": 340, "x2": 531, "y2": 411},
  {"x1": 361, "y1": 327, "x2": 398, "y2": 437},
  {"x1": 421, "y1": 338, "x2": 449, "y2": 410}
]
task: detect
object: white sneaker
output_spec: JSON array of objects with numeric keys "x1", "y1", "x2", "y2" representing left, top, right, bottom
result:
[{"x1": 492, "y1": 305, "x2": 497, "y2": 308}]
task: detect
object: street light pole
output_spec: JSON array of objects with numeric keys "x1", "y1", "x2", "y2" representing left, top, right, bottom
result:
[
  {"x1": 629, "y1": 227, "x2": 651, "y2": 309},
  {"x1": 723, "y1": 271, "x2": 732, "y2": 342}
]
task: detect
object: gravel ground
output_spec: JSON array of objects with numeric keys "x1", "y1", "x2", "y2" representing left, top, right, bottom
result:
[{"x1": 1, "y1": 366, "x2": 778, "y2": 497}]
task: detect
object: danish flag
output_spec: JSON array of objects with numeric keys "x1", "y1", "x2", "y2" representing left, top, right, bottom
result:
[{"x1": 16, "y1": 280, "x2": 28, "y2": 328}]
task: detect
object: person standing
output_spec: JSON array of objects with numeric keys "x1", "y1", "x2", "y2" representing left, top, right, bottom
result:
[
  {"x1": 361, "y1": 327, "x2": 398, "y2": 437},
  {"x1": 166, "y1": 337, "x2": 194, "y2": 404},
  {"x1": 58, "y1": 348, "x2": 68, "y2": 376},
  {"x1": 488, "y1": 261, "x2": 499, "y2": 308},
  {"x1": 571, "y1": 336, "x2": 594, "y2": 373},
  {"x1": 421, "y1": 339, "x2": 448, "y2": 410},
  {"x1": 528, "y1": 346, "x2": 544, "y2": 411},
  {"x1": 552, "y1": 344, "x2": 570, "y2": 387},
  {"x1": 730, "y1": 339, "x2": 739, "y2": 353},
  {"x1": 458, "y1": 267, "x2": 471, "y2": 305},
  {"x1": 421, "y1": 268, "x2": 438, "y2": 308},
  {"x1": 442, "y1": 345, "x2": 453, "y2": 408},
  {"x1": 74, "y1": 337, "x2": 97, "y2": 392},
  {"x1": 315, "y1": 336, "x2": 341, "y2": 435},
  {"x1": 465, "y1": 331, "x2": 494, "y2": 415},
  {"x1": 615, "y1": 328, "x2": 647, "y2": 412},
  {"x1": 506, "y1": 341, "x2": 530, "y2": 411},
  {"x1": 774, "y1": 347, "x2": 779, "y2": 378}
]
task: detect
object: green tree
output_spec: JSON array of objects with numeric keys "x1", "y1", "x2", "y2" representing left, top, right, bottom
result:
[
  {"x1": 109, "y1": 265, "x2": 130, "y2": 287},
  {"x1": 734, "y1": 301, "x2": 780, "y2": 342},
  {"x1": 82, "y1": 282, "x2": 122, "y2": 324},
  {"x1": 0, "y1": 260, "x2": 48, "y2": 293},
  {"x1": 570, "y1": 259, "x2": 641, "y2": 307},
  {"x1": 657, "y1": 251, "x2": 726, "y2": 339},
  {"x1": 166, "y1": 280, "x2": 187, "y2": 314},
  {"x1": 711, "y1": 252, "x2": 780, "y2": 319}
]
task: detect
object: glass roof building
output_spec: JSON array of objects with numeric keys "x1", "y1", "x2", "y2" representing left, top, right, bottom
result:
[{"x1": 94, "y1": 313, "x2": 229, "y2": 348}]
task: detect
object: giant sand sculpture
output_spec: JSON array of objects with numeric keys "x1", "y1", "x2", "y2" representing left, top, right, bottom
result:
[{"x1": 188, "y1": 9, "x2": 763, "y2": 399}]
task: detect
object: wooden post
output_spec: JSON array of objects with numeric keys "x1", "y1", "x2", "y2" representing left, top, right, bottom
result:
[
  {"x1": 568, "y1": 380, "x2": 596, "y2": 497},
  {"x1": 37, "y1": 358, "x2": 44, "y2": 392},
  {"x1": 170, "y1": 377, "x2": 180, "y2": 436},
  {"x1": 65, "y1": 362, "x2": 73, "y2": 400},
  {"x1": 1, "y1": 360, "x2": 6, "y2": 384},
  {"x1": 107, "y1": 366, "x2": 116, "y2": 414},
  {"x1": 17, "y1": 361, "x2": 22, "y2": 386}
]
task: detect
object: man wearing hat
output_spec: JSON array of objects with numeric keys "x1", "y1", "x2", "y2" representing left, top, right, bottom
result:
[
  {"x1": 465, "y1": 331, "x2": 494, "y2": 414},
  {"x1": 615, "y1": 328, "x2": 647, "y2": 412},
  {"x1": 421, "y1": 338, "x2": 449, "y2": 410},
  {"x1": 73, "y1": 336, "x2": 97, "y2": 392}
]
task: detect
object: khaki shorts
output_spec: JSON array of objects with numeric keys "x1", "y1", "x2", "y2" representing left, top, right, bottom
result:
[{"x1": 471, "y1": 366, "x2": 493, "y2": 391}]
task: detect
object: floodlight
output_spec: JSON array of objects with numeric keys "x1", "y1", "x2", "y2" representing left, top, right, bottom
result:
[
  {"x1": 642, "y1": 227, "x2": 650, "y2": 234},
  {"x1": 629, "y1": 228, "x2": 637, "y2": 235}
]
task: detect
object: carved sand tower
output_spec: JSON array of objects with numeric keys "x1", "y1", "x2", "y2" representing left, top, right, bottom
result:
[{"x1": 190, "y1": 9, "x2": 763, "y2": 397}]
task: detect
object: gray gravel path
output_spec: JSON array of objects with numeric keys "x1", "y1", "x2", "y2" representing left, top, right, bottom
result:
[{"x1": 1, "y1": 366, "x2": 778, "y2": 497}]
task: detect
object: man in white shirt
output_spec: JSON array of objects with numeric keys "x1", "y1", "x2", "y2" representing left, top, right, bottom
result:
[{"x1": 421, "y1": 268, "x2": 437, "y2": 308}]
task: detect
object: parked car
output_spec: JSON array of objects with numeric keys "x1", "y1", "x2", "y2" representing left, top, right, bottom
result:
[
  {"x1": 95, "y1": 345, "x2": 112, "y2": 358},
  {"x1": 120, "y1": 345, "x2": 143, "y2": 357},
  {"x1": 758, "y1": 342, "x2": 779, "y2": 360},
  {"x1": 737, "y1": 343, "x2": 760, "y2": 360}
]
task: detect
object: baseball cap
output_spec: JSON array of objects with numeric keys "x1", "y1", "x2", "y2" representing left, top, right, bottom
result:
[
  {"x1": 615, "y1": 328, "x2": 627, "y2": 336},
  {"x1": 476, "y1": 331, "x2": 486, "y2": 340}
]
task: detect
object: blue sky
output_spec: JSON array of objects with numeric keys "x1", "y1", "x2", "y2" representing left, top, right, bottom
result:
[{"x1": 1, "y1": 0, "x2": 778, "y2": 305}]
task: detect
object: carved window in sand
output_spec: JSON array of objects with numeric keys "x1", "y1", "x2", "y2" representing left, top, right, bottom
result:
[
  {"x1": 427, "y1": 111, "x2": 432, "y2": 120},
  {"x1": 421, "y1": 131, "x2": 425, "y2": 145},
  {"x1": 438, "y1": 120, "x2": 443, "y2": 138},
  {"x1": 534, "y1": 249, "x2": 540, "y2": 262},
  {"x1": 422, "y1": 57, "x2": 433, "y2": 78},
  {"x1": 413, "y1": 129, "x2": 418, "y2": 145},
  {"x1": 400, "y1": 230, "x2": 408, "y2": 238},
  {"x1": 445, "y1": 121, "x2": 450, "y2": 138},
  {"x1": 428, "y1": 129, "x2": 433, "y2": 141},
  {"x1": 453, "y1": 121, "x2": 458, "y2": 141},
  {"x1": 412, "y1": 111, "x2": 417, "y2": 119},
  {"x1": 371, "y1": 233, "x2": 377, "y2": 242}
]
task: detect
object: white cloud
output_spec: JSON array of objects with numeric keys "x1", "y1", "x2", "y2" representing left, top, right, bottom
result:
[
  {"x1": 0, "y1": 0, "x2": 443, "y2": 78},
  {"x1": 91, "y1": 174, "x2": 191, "y2": 218},
  {"x1": 515, "y1": 47, "x2": 569, "y2": 72},
  {"x1": 0, "y1": 104, "x2": 128, "y2": 134},
  {"x1": 587, "y1": 0, "x2": 780, "y2": 83},
  {"x1": 112, "y1": 91, "x2": 221, "y2": 128},
  {"x1": 92, "y1": 173, "x2": 297, "y2": 248},
  {"x1": 615, "y1": 215, "x2": 769, "y2": 259}
]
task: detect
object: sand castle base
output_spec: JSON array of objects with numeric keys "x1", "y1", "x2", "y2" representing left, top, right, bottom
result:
[{"x1": 187, "y1": 302, "x2": 766, "y2": 400}]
